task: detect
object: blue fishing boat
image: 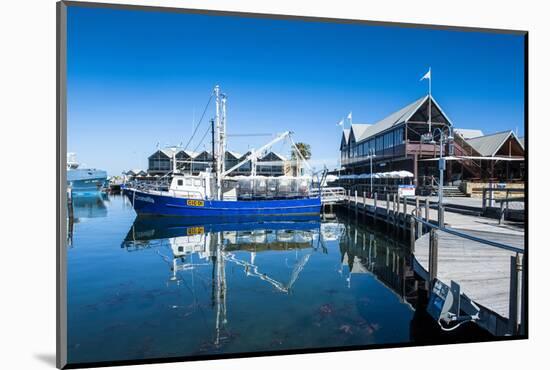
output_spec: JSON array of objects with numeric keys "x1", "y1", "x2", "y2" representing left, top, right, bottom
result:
[
  {"x1": 124, "y1": 85, "x2": 322, "y2": 217},
  {"x1": 124, "y1": 185, "x2": 321, "y2": 217}
]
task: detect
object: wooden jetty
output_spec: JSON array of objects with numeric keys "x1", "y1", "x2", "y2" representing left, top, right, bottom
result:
[{"x1": 339, "y1": 190, "x2": 525, "y2": 336}]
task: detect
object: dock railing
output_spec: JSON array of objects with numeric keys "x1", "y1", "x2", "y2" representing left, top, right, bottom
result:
[
  {"x1": 410, "y1": 205, "x2": 525, "y2": 335},
  {"x1": 481, "y1": 187, "x2": 525, "y2": 224}
]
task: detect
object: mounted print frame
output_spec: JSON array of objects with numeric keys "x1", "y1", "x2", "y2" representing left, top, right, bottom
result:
[{"x1": 57, "y1": 1, "x2": 528, "y2": 368}]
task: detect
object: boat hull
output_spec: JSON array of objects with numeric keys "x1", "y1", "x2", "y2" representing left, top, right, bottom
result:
[
  {"x1": 67, "y1": 168, "x2": 108, "y2": 195},
  {"x1": 124, "y1": 188, "x2": 321, "y2": 217}
]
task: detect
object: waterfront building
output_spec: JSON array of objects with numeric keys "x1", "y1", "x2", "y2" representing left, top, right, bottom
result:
[
  {"x1": 338, "y1": 95, "x2": 525, "y2": 195},
  {"x1": 148, "y1": 148, "x2": 178, "y2": 175},
  {"x1": 123, "y1": 169, "x2": 148, "y2": 181},
  {"x1": 146, "y1": 148, "x2": 290, "y2": 177},
  {"x1": 256, "y1": 151, "x2": 288, "y2": 176}
]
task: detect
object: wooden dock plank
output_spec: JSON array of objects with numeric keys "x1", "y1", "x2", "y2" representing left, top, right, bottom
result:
[{"x1": 414, "y1": 229, "x2": 523, "y2": 319}]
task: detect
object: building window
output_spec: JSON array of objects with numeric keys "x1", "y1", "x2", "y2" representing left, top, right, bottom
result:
[{"x1": 376, "y1": 136, "x2": 383, "y2": 153}]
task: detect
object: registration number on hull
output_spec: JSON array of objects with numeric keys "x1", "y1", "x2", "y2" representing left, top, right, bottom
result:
[
  {"x1": 187, "y1": 226, "x2": 205, "y2": 235},
  {"x1": 186, "y1": 199, "x2": 204, "y2": 207}
]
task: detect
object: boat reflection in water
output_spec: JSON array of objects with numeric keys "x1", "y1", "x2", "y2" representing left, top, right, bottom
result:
[
  {"x1": 117, "y1": 215, "x2": 419, "y2": 354},
  {"x1": 122, "y1": 216, "x2": 333, "y2": 290},
  {"x1": 68, "y1": 196, "x2": 492, "y2": 364},
  {"x1": 67, "y1": 193, "x2": 109, "y2": 247}
]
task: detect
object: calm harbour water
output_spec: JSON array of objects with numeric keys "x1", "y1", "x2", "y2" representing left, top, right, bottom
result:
[{"x1": 67, "y1": 193, "x2": 473, "y2": 365}]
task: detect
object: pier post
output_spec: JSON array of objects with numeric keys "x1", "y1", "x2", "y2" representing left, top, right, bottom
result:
[
  {"x1": 363, "y1": 191, "x2": 366, "y2": 212},
  {"x1": 386, "y1": 193, "x2": 390, "y2": 223},
  {"x1": 520, "y1": 253, "x2": 526, "y2": 335},
  {"x1": 438, "y1": 205, "x2": 445, "y2": 228},
  {"x1": 499, "y1": 200, "x2": 505, "y2": 225},
  {"x1": 401, "y1": 197, "x2": 407, "y2": 229},
  {"x1": 393, "y1": 194, "x2": 397, "y2": 227},
  {"x1": 354, "y1": 190, "x2": 358, "y2": 217},
  {"x1": 409, "y1": 217, "x2": 415, "y2": 253},
  {"x1": 428, "y1": 229, "x2": 438, "y2": 290},
  {"x1": 508, "y1": 253, "x2": 522, "y2": 335},
  {"x1": 395, "y1": 195, "x2": 400, "y2": 228},
  {"x1": 374, "y1": 192, "x2": 378, "y2": 219},
  {"x1": 415, "y1": 198, "x2": 422, "y2": 237},
  {"x1": 424, "y1": 198, "x2": 430, "y2": 222}
]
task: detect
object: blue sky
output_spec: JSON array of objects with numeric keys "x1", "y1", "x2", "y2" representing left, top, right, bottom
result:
[{"x1": 67, "y1": 6, "x2": 525, "y2": 175}]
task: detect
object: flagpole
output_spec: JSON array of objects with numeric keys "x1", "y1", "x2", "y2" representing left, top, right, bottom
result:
[
  {"x1": 428, "y1": 67, "x2": 432, "y2": 136},
  {"x1": 428, "y1": 67, "x2": 432, "y2": 134}
]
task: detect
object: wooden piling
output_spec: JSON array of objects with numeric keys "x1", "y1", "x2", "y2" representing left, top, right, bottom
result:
[
  {"x1": 424, "y1": 198, "x2": 430, "y2": 222},
  {"x1": 386, "y1": 193, "x2": 390, "y2": 224},
  {"x1": 354, "y1": 190, "x2": 358, "y2": 217},
  {"x1": 415, "y1": 197, "x2": 422, "y2": 237},
  {"x1": 428, "y1": 229, "x2": 438, "y2": 290},
  {"x1": 392, "y1": 194, "x2": 397, "y2": 227},
  {"x1": 409, "y1": 217, "x2": 415, "y2": 253},
  {"x1": 401, "y1": 197, "x2": 407, "y2": 230},
  {"x1": 374, "y1": 192, "x2": 378, "y2": 219},
  {"x1": 508, "y1": 253, "x2": 522, "y2": 335}
]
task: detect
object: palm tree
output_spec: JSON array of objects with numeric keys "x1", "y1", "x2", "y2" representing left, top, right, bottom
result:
[
  {"x1": 290, "y1": 142, "x2": 311, "y2": 176},
  {"x1": 290, "y1": 142, "x2": 311, "y2": 160}
]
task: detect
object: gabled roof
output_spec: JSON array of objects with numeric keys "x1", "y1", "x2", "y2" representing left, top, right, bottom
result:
[
  {"x1": 518, "y1": 137, "x2": 525, "y2": 148},
  {"x1": 466, "y1": 130, "x2": 522, "y2": 157},
  {"x1": 161, "y1": 148, "x2": 178, "y2": 157},
  {"x1": 354, "y1": 95, "x2": 453, "y2": 143},
  {"x1": 194, "y1": 150, "x2": 213, "y2": 159},
  {"x1": 349, "y1": 124, "x2": 371, "y2": 143},
  {"x1": 454, "y1": 128, "x2": 484, "y2": 140},
  {"x1": 225, "y1": 150, "x2": 242, "y2": 159},
  {"x1": 148, "y1": 148, "x2": 177, "y2": 159},
  {"x1": 340, "y1": 129, "x2": 351, "y2": 149},
  {"x1": 260, "y1": 151, "x2": 287, "y2": 161},
  {"x1": 176, "y1": 150, "x2": 199, "y2": 158}
]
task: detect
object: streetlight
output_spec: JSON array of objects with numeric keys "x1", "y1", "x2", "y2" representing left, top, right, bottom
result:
[
  {"x1": 367, "y1": 148, "x2": 376, "y2": 197},
  {"x1": 427, "y1": 127, "x2": 453, "y2": 227}
]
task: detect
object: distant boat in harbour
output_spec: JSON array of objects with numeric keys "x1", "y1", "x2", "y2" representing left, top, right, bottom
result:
[{"x1": 67, "y1": 153, "x2": 108, "y2": 195}]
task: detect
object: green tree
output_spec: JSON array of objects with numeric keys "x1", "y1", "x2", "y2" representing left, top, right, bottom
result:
[{"x1": 291, "y1": 142, "x2": 311, "y2": 160}]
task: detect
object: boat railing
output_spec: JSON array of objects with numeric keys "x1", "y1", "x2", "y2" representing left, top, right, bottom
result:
[
  {"x1": 127, "y1": 181, "x2": 204, "y2": 199},
  {"x1": 310, "y1": 186, "x2": 346, "y2": 203}
]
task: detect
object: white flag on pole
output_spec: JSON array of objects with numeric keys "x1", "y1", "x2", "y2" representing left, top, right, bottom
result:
[
  {"x1": 420, "y1": 68, "x2": 431, "y2": 81},
  {"x1": 347, "y1": 112, "x2": 352, "y2": 121},
  {"x1": 337, "y1": 119, "x2": 344, "y2": 127}
]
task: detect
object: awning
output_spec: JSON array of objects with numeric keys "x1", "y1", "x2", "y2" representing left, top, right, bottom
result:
[
  {"x1": 338, "y1": 170, "x2": 414, "y2": 180},
  {"x1": 419, "y1": 156, "x2": 524, "y2": 162}
]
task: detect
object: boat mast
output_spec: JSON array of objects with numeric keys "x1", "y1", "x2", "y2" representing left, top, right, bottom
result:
[{"x1": 214, "y1": 85, "x2": 227, "y2": 200}]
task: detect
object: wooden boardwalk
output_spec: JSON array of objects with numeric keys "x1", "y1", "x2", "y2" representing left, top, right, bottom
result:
[
  {"x1": 342, "y1": 194, "x2": 525, "y2": 335},
  {"x1": 415, "y1": 230, "x2": 523, "y2": 319}
]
